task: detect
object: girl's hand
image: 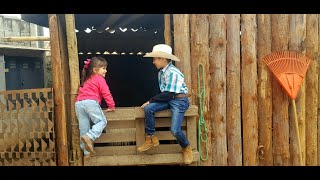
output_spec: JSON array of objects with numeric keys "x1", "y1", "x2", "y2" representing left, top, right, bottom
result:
[
  {"x1": 141, "y1": 101, "x2": 150, "y2": 108},
  {"x1": 105, "y1": 108, "x2": 115, "y2": 112}
]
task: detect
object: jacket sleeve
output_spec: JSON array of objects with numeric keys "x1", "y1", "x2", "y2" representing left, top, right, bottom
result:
[
  {"x1": 149, "y1": 91, "x2": 175, "y2": 103},
  {"x1": 98, "y1": 77, "x2": 115, "y2": 109}
]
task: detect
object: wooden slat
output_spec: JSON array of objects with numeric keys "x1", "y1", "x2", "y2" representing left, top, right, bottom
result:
[
  {"x1": 95, "y1": 128, "x2": 136, "y2": 143},
  {"x1": 104, "y1": 107, "x2": 136, "y2": 121},
  {"x1": 155, "y1": 118, "x2": 187, "y2": 127},
  {"x1": 106, "y1": 120, "x2": 135, "y2": 129},
  {"x1": 94, "y1": 146, "x2": 136, "y2": 156},
  {"x1": 144, "y1": 144, "x2": 182, "y2": 154},
  {"x1": 155, "y1": 130, "x2": 187, "y2": 140},
  {"x1": 135, "y1": 118, "x2": 145, "y2": 155},
  {"x1": 85, "y1": 151, "x2": 200, "y2": 166}
]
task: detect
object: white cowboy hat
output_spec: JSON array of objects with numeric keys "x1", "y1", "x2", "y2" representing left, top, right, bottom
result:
[{"x1": 143, "y1": 44, "x2": 180, "y2": 62}]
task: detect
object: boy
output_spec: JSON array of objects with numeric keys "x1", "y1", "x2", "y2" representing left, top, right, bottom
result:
[{"x1": 138, "y1": 44, "x2": 193, "y2": 164}]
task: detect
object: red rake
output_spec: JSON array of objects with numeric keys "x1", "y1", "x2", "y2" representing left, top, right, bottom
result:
[{"x1": 263, "y1": 50, "x2": 312, "y2": 166}]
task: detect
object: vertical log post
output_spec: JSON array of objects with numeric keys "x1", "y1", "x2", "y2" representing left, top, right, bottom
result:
[
  {"x1": 257, "y1": 14, "x2": 273, "y2": 166},
  {"x1": 65, "y1": 14, "x2": 83, "y2": 166},
  {"x1": 240, "y1": 14, "x2": 259, "y2": 166},
  {"x1": 209, "y1": 14, "x2": 228, "y2": 166},
  {"x1": 226, "y1": 14, "x2": 242, "y2": 166},
  {"x1": 173, "y1": 14, "x2": 192, "y2": 103},
  {"x1": 190, "y1": 14, "x2": 211, "y2": 165},
  {"x1": 271, "y1": 14, "x2": 290, "y2": 166},
  {"x1": 48, "y1": 14, "x2": 69, "y2": 166},
  {"x1": 305, "y1": 14, "x2": 318, "y2": 166},
  {"x1": 288, "y1": 14, "x2": 307, "y2": 166},
  {"x1": 164, "y1": 14, "x2": 172, "y2": 47}
]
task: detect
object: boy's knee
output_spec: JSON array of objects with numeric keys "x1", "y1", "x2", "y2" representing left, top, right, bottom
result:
[{"x1": 144, "y1": 106, "x2": 153, "y2": 114}]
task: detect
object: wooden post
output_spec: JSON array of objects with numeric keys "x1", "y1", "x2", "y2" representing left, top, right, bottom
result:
[
  {"x1": 65, "y1": 14, "x2": 83, "y2": 166},
  {"x1": 226, "y1": 14, "x2": 242, "y2": 166},
  {"x1": 257, "y1": 14, "x2": 273, "y2": 166},
  {"x1": 164, "y1": 14, "x2": 172, "y2": 47},
  {"x1": 240, "y1": 14, "x2": 259, "y2": 166},
  {"x1": 305, "y1": 14, "x2": 318, "y2": 166},
  {"x1": 208, "y1": 14, "x2": 228, "y2": 166},
  {"x1": 173, "y1": 14, "x2": 191, "y2": 103},
  {"x1": 190, "y1": 14, "x2": 211, "y2": 165},
  {"x1": 48, "y1": 14, "x2": 69, "y2": 166},
  {"x1": 288, "y1": 14, "x2": 306, "y2": 166},
  {"x1": 271, "y1": 14, "x2": 290, "y2": 166}
]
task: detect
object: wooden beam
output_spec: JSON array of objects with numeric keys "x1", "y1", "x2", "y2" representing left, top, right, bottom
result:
[
  {"x1": 305, "y1": 14, "x2": 318, "y2": 166},
  {"x1": 1, "y1": 36, "x2": 50, "y2": 42},
  {"x1": 289, "y1": 14, "x2": 306, "y2": 166},
  {"x1": 226, "y1": 14, "x2": 242, "y2": 166},
  {"x1": 190, "y1": 14, "x2": 212, "y2": 165},
  {"x1": 209, "y1": 14, "x2": 228, "y2": 166},
  {"x1": 271, "y1": 14, "x2": 290, "y2": 166},
  {"x1": 164, "y1": 14, "x2": 172, "y2": 47},
  {"x1": 65, "y1": 14, "x2": 82, "y2": 166},
  {"x1": 48, "y1": 14, "x2": 69, "y2": 166},
  {"x1": 173, "y1": 14, "x2": 192, "y2": 103},
  {"x1": 257, "y1": 14, "x2": 273, "y2": 166},
  {"x1": 241, "y1": 14, "x2": 259, "y2": 166}
]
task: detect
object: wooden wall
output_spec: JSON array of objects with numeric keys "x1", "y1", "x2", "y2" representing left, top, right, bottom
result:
[{"x1": 173, "y1": 14, "x2": 320, "y2": 166}]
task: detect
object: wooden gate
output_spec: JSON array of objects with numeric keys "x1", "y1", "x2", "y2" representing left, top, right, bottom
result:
[{"x1": 0, "y1": 88, "x2": 56, "y2": 166}]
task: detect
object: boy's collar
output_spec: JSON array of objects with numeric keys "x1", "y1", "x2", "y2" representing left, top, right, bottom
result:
[{"x1": 161, "y1": 61, "x2": 172, "y2": 73}]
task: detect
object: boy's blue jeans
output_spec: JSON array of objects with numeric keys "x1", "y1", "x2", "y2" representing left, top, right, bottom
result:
[
  {"x1": 144, "y1": 97, "x2": 190, "y2": 148},
  {"x1": 75, "y1": 100, "x2": 107, "y2": 155}
]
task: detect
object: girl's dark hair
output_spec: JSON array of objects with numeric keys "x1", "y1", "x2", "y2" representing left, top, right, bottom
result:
[{"x1": 80, "y1": 56, "x2": 108, "y2": 87}]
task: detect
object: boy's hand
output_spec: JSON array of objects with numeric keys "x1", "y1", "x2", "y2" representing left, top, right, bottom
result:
[
  {"x1": 105, "y1": 108, "x2": 115, "y2": 112},
  {"x1": 141, "y1": 101, "x2": 150, "y2": 108}
]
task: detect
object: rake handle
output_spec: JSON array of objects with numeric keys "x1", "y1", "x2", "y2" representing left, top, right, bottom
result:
[{"x1": 292, "y1": 99, "x2": 303, "y2": 166}]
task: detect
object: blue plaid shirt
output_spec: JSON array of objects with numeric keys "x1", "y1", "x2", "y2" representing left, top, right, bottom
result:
[{"x1": 158, "y1": 62, "x2": 188, "y2": 94}]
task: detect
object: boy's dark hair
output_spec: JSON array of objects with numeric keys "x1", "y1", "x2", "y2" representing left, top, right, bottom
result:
[{"x1": 80, "y1": 56, "x2": 108, "y2": 87}]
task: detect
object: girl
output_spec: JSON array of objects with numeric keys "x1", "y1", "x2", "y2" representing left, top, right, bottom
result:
[{"x1": 75, "y1": 56, "x2": 115, "y2": 158}]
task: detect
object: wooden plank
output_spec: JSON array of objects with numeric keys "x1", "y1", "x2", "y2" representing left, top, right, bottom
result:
[
  {"x1": 226, "y1": 14, "x2": 242, "y2": 166},
  {"x1": 48, "y1": 14, "x2": 69, "y2": 166},
  {"x1": 288, "y1": 14, "x2": 306, "y2": 166},
  {"x1": 156, "y1": 118, "x2": 187, "y2": 127},
  {"x1": 144, "y1": 144, "x2": 182, "y2": 154},
  {"x1": 65, "y1": 14, "x2": 82, "y2": 166},
  {"x1": 209, "y1": 14, "x2": 227, "y2": 166},
  {"x1": 190, "y1": 14, "x2": 211, "y2": 166},
  {"x1": 155, "y1": 130, "x2": 186, "y2": 140},
  {"x1": 257, "y1": 14, "x2": 273, "y2": 166},
  {"x1": 164, "y1": 14, "x2": 172, "y2": 47},
  {"x1": 107, "y1": 120, "x2": 135, "y2": 129},
  {"x1": 241, "y1": 14, "x2": 259, "y2": 166},
  {"x1": 86, "y1": 151, "x2": 200, "y2": 166},
  {"x1": 94, "y1": 146, "x2": 136, "y2": 156},
  {"x1": 95, "y1": 128, "x2": 136, "y2": 143},
  {"x1": 173, "y1": 14, "x2": 192, "y2": 103},
  {"x1": 134, "y1": 105, "x2": 198, "y2": 118},
  {"x1": 271, "y1": 14, "x2": 290, "y2": 166},
  {"x1": 104, "y1": 107, "x2": 136, "y2": 121},
  {"x1": 305, "y1": 14, "x2": 318, "y2": 166},
  {"x1": 1, "y1": 36, "x2": 50, "y2": 42}
]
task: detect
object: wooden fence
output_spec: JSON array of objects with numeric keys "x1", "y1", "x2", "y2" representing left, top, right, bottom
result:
[{"x1": 172, "y1": 14, "x2": 320, "y2": 166}]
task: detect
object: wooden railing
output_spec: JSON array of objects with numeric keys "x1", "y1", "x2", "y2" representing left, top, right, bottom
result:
[{"x1": 84, "y1": 105, "x2": 199, "y2": 166}]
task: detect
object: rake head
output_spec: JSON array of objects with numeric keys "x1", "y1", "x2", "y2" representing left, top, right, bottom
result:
[{"x1": 263, "y1": 50, "x2": 312, "y2": 99}]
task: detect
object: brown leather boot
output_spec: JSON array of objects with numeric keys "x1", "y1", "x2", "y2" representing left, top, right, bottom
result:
[
  {"x1": 182, "y1": 145, "x2": 193, "y2": 165},
  {"x1": 137, "y1": 135, "x2": 159, "y2": 152},
  {"x1": 81, "y1": 135, "x2": 95, "y2": 155}
]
